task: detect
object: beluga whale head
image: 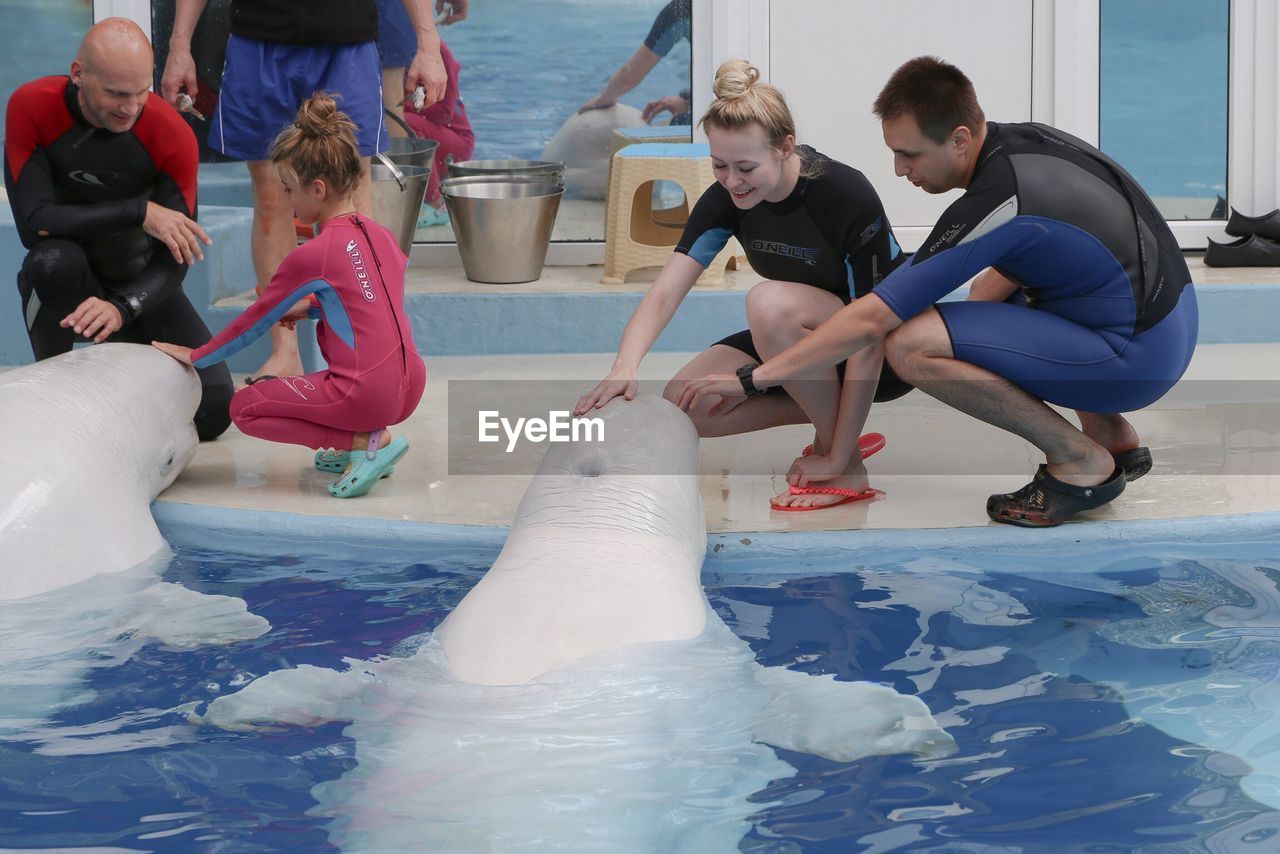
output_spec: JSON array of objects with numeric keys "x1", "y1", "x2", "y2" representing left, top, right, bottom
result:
[
  {"x1": 0, "y1": 343, "x2": 267, "y2": 737},
  {"x1": 1, "y1": 343, "x2": 199, "y2": 601}
]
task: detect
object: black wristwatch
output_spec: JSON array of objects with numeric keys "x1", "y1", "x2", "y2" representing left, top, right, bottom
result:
[{"x1": 736, "y1": 363, "x2": 766, "y2": 397}]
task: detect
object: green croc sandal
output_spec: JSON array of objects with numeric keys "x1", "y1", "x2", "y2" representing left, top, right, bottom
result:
[
  {"x1": 314, "y1": 449, "x2": 350, "y2": 473},
  {"x1": 315, "y1": 448, "x2": 398, "y2": 477},
  {"x1": 329, "y1": 431, "x2": 409, "y2": 498}
]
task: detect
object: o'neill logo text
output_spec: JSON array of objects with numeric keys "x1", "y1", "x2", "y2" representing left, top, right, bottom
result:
[
  {"x1": 478, "y1": 411, "x2": 605, "y2": 453},
  {"x1": 748, "y1": 239, "x2": 821, "y2": 266},
  {"x1": 928, "y1": 224, "x2": 966, "y2": 254},
  {"x1": 346, "y1": 240, "x2": 377, "y2": 302}
]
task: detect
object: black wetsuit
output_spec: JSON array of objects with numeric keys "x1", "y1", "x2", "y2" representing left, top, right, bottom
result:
[
  {"x1": 4, "y1": 75, "x2": 233, "y2": 440},
  {"x1": 873, "y1": 122, "x2": 1198, "y2": 413},
  {"x1": 675, "y1": 146, "x2": 911, "y2": 402}
]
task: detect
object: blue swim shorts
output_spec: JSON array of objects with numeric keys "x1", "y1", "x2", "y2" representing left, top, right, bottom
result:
[
  {"x1": 375, "y1": 0, "x2": 418, "y2": 68},
  {"x1": 211, "y1": 35, "x2": 387, "y2": 161}
]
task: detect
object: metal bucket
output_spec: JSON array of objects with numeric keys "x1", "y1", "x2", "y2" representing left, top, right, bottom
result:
[
  {"x1": 382, "y1": 108, "x2": 440, "y2": 173},
  {"x1": 384, "y1": 135, "x2": 439, "y2": 172},
  {"x1": 442, "y1": 175, "x2": 565, "y2": 284},
  {"x1": 446, "y1": 159, "x2": 565, "y2": 187},
  {"x1": 370, "y1": 158, "x2": 431, "y2": 255}
]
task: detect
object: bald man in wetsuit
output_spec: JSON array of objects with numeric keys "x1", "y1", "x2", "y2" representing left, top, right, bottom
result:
[
  {"x1": 679, "y1": 56, "x2": 1198, "y2": 527},
  {"x1": 4, "y1": 18, "x2": 233, "y2": 440}
]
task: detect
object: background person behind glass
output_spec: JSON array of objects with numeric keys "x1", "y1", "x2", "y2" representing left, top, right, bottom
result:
[
  {"x1": 377, "y1": 0, "x2": 466, "y2": 142},
  {"x1": 578, "y1": 0, "x2": 692, "y2": 125}
]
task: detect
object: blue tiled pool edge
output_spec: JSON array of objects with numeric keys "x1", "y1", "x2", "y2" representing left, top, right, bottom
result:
[{"x1": 153, "y1": 499, "x2": 1280, "y2": 565}]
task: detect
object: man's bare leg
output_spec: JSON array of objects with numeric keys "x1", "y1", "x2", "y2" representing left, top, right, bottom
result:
[
  {"x1": 1076, "y1": 411, "x2": 1142, "y2": 456},
  {"x1": 886, "y1": 308, "x2": 1115, "y2": 487},
  {"x1": 248, "y1": 160, "x2": 302, "y2": 379}
]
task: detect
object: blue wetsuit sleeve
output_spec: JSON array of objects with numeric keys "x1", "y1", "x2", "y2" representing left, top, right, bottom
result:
[
  {"x1": 873, "y1": 164, "x2": 1021, "y2": 320},
  {"x1": 192, "y1": 277, "x2": 355, "y2": 368},
  {"x1": 642, "y1": 0, "x2": 691, "y2": 57},
  {"x1": 674, "y1": 182, "x2": 735, "y2": 268}
]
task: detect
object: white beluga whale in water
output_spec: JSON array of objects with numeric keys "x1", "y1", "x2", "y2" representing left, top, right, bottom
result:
[
  {"x1": 541, "y1": 103, "x2": 647, "y2": 199},
  {"x1": 200, "y1": 396, "x2": 955, "y2": 849},
  {"x1": 3, "y1": 342, "x2": 197, "y2": 599},
  {"x1": 0, "y1": 344, "x2": 268, "y2": 736}
]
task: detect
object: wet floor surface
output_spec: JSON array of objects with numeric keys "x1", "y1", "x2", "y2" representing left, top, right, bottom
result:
[{"x1": 159, "y1": 342, "x2": 1280, "y2": 533}]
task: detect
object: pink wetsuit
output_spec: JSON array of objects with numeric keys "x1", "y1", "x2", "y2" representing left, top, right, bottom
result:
[{"x1": 192, "y1": 214, "x2": 426, "y2": 450}]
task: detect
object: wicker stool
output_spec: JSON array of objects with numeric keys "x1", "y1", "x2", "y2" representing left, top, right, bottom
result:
[
  {"x1": 602, "y1": 142, "x2": 741, "y2": 285},
  {"x1": 607, "y1": 125, "x2": 694, "y2": 163},
  {"x1": 606, "y1": 126, "x2": 695, "y2": 225}
]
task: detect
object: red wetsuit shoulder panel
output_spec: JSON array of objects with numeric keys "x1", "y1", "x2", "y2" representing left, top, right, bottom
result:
[
  {"x1": 4, "y1": 77, "x2": 73, "y2": 182},
  {"x1": 131, "y1": 94, "x2": 200, "y2": 216}
]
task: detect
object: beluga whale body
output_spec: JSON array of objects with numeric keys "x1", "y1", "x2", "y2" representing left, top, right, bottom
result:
[
  {"x1": 541, "y1": 103, "x2": 647, "y2": 199},
  {"x1": 0, "y1": 344, "x2": 267, "y2": 736},
  {"x1": 201, "y1": 396, "x2": 955, "y2": 850}
]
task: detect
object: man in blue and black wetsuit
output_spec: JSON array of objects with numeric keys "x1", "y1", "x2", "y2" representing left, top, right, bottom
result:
[
  {"x1": 5, "y1": 18, "x2": 234, "y2": 440},
  {"x1": 678, "y1": 56, "x2": 1198, "y2": 527}
]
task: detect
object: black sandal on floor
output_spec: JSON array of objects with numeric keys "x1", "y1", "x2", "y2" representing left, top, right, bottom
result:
[
  {"x1": 987, "y1": 464, "x2": 1126, "y2": 528},
  {"x1": 1112, "y1": 446, "x2": 1152, "y2": 482}
]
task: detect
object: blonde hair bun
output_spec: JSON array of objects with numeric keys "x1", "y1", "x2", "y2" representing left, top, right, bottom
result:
[
  {"x1": 269, "y1": 91, "x2": 363, "y2": 195},
  {"x1": 711, "y1": 59, "x2": 760, "y2": 101},
  {"x1": 293, "y1": 93, "x2": 351, "y2": 138}
]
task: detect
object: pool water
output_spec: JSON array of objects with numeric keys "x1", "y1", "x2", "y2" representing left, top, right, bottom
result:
[{"x1": 4, "y1": 534, "x2": 1280, "y2": 852}]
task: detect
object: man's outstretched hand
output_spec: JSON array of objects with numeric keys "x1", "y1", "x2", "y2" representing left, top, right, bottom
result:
[
  {"x1": 61, "y1": 296, "x2": 122, "y2": 343},
  {"x1": 144, "y1": 201, "x2": 212, "y2": 265}
]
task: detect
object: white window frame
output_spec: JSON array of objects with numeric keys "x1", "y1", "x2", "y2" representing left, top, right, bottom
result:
[
  {"x1": 98, "y1": 0, "x2": 1278, "y2": 257},
  {"x1": 705, "y1": 0, "x2": 1276, "y2": 251}
]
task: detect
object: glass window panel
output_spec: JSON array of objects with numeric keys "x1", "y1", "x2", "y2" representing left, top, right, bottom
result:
[
  {"x1": 419, "y1": 0, "x2": 692, "y2": 243},
  {"x1": 0, "y1": 0, "x2": 93, "y2": 146},
  {"x1": 152, "y1": 0, "x2": 236, "y2": 166},
  {"x1": 1099, "y1": 0, "x2": 1229, "y2": 220}
]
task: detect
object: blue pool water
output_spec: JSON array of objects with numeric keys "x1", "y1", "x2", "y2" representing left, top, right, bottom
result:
[
  {"x1": 441, "y1": 0, "x2": 691, "y2": 161},
  {"x1": 5, "y1": 527, "x2": 1280, "y2": 851}
]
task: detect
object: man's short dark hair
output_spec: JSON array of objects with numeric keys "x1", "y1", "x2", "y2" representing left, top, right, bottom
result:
[{"x1": 873, "y1": 56, "x2": 985, "y2": 144}]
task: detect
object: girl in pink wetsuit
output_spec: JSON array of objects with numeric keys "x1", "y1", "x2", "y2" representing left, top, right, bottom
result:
[{"x1": 154, "y1": 93, "x2": 426, "y2": 498}]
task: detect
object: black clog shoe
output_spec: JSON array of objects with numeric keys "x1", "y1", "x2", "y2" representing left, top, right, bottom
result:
[
  {"x1": 1204, "y1": 234, "x2": 1280, "y2": 267},
  {"x1": 1226, "y1": 207, "x2": 1280, "y2": 242}
]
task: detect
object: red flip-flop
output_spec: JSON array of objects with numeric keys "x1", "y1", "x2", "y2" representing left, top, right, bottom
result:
[
  {"x1": 770, "y1": 484, "x2": 880, "y2": 512},
  {"x1": 801, "y1": 432, "x2": 886, "y2": 460},
  {"x1": 780, "y1": 433, "x2": 886, "y2": 512}
]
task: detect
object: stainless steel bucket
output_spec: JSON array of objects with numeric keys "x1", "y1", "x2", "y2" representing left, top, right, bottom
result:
[
  {"x1": 370, "y1": 158, "x2": 431, "y2": 255},
  {"x1": 446, "y1": 159, "x2": 565, "y2": 187},
  {"x1": 442, "y1": 175, "x2": 565, "y2": 283},
  {"x1": 384, "y1": 135, "x2": 439, "y2": 172},
  {"x1": 382, "y1": 107, "x2": 440, "y2": 174}
]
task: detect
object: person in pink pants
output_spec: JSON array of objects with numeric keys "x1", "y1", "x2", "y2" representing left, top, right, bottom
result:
[
  {"x1": 155, "y1": 92, "x2": 426, "y2": 498},
  {"x1": 404, "y1": 40, "x2": 475, "y2": 228}
]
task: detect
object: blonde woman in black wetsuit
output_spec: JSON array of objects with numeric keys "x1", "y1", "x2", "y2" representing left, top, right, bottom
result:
[{"x1": 575, "y1": 59, "x2": 909, "y2": 511}]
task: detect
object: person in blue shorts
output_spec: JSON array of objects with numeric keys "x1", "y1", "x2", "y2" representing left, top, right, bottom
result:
[
  {"x1": 678, "y1": 56, "x2": 1198, "y2": 527},
  {"x1": 161, "y1": 0, "x2": 448, "y2": 382}
]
